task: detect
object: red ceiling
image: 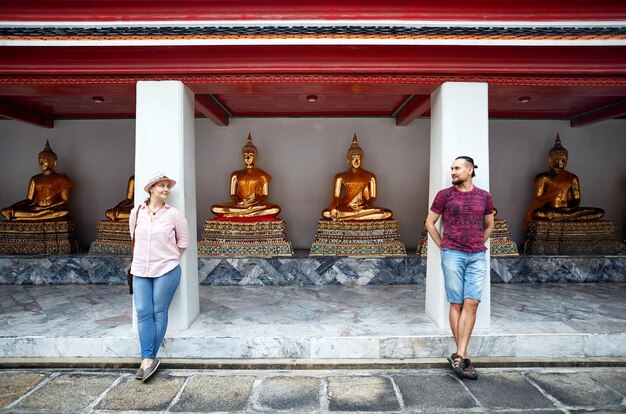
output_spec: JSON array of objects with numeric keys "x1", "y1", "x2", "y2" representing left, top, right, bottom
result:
[
  {"x1": 0, "y1": 1, "x2": 625, "y2": 125},
  {"x1": 3, "y1": 0, "x2": 626, "y2": 21}
]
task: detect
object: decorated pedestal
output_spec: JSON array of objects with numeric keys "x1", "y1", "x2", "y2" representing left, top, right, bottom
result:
[
  {"x1": 0, "y1": 220, "x2": 79, "y2": 254},
  {"x1": 310, "y1": 219, "x2": 406, "y2": 256},
  {"x1": 88, "y1": 220, "x2": 131, "y2": 255},
  {"x1": 415, "y1": 226, "x2": 429, "y2": 256},
  {"x1": 198, "y1": 218, "x2": 293, "y2": 257},
  {"x1": 490, "y1": 219, "x2": 519, "y2": 256},
  {"x1": 524, "y1": 220, "x2": 626, "y2": 255},
  {"x1": 416, "y1": 218, "x2": 518, "y2": 256}
]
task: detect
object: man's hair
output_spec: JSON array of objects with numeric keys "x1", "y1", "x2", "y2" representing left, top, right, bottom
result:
[{"x1": 455, "y1": 156, "x2": 477, "y2": 178}]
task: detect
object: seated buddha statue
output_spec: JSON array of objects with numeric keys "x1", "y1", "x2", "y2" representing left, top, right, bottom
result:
[
  {"x1": 1, "y1": 141, "x2": 72, "y2": 222},
  {"x1": 322, "y1": 134, "x2": 392, "y2": 221},
  {"x1": 211, "y1": 134, "x2": 281, "y2": 218},
  {"x1": 105, "y1": 175, "x2": 135, "y2": 221},
  {"x1": 524, "y1": 134, "x2": 604, "y2": 226}
]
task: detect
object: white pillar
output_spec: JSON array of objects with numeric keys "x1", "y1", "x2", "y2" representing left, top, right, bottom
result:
[
  {"x1": 425, "y1": 82, "x2": 490, "y2": 331},
  {"x1": 134, "y1": 80, "x2": 199, "y2": 330}
]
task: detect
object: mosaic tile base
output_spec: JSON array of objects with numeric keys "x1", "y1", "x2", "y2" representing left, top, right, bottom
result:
[
  {"x1": 198, "y1": 219, "x2": 293, "y2": 257},
  {"x1": 310, "y1": 219, "x2": 406, "y2": 257},
  {"x1": 524, "y1": 220, "x2": 626, "y2": 255},
  {"x1": 0, "y1": 220, "x2": 79, "y2": 255},
  {"x1": 88, "y1": 220, "x2": 131, "y2": 255}
]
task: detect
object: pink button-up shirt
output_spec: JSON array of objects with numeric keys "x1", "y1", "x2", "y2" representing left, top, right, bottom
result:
[{"x1": 129, "y1": 203, "x2": 189, "y2": 278}]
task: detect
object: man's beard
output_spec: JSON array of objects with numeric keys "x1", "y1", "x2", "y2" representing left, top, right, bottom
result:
[{"x1": 452, "y1": 178, "x2": 464, "y2": 185}]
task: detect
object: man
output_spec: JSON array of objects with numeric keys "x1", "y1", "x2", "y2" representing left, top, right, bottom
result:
[{"x1": 425, "y1": 156, "x2": 494, "y2": 380}]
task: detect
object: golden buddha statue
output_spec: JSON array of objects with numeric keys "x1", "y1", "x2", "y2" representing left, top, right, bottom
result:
[
  {"x1": 524, "y1": 134, "x2": 604, "y2": 226},
  {"x1": 105, "y1": 175, "x2": 135, "y2": 221},
  {"x1": 322, "y1": 134, "x2": 392, "y2": 221},
  {"x1": 211, "y1": 134, "x2": 281, "y2": 218},
  {"x1": 1, "y1": 141, "x2": 72, "y2": 222}
]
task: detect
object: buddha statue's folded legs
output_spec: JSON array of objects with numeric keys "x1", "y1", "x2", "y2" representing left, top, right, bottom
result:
[
  {"x1": 531, "y1": 206, "x2": 605, "y2": 222},
  {"x1": 322, "y1": 206, "x2": 392, "y2": 221},
  {"x1": 211, "y1": 203, "x2": 281, "y2": 218},
  {"x1": 2, "y1": 207, "x2": 69, "y2": 221}
]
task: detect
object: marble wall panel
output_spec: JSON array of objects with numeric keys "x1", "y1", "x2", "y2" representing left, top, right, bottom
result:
[{"x1": 1, "y1": 254, "x2": 624, "y2": 285}]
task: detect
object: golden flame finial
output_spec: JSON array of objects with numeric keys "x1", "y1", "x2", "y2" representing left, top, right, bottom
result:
[
  {"x1": 39, "y1": 140, "x2": 57, "y2": 161},
  {"x1": 347, "y1": 133, "x2": 364, "y2": 158},
  {"x1": 549, "y1": 133, "x2": 568, "y2": 159},
  {"x1": 241, "y1": 132, "x2": 258, "y2": 154}
]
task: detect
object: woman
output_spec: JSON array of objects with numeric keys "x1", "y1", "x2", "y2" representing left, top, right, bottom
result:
[{"x1": 129, "y1": 171, "x2": 189, "y2": 383}]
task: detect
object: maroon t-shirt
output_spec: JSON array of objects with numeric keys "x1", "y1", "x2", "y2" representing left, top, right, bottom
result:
[{"x1": 430, "y1": 186, "x2": 493, "y2": 253}]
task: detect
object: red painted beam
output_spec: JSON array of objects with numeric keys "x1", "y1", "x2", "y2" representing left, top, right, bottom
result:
[
  {"x1": 195, "y1": 94, "x2": 229, "y2": 126},
  {"x1": 1, "y1": 45, "x2": 626, "y2": 76},
  {"x1": 570, "y1": 99, "x2": 626, "y2": 127},
  {"x1": 395, "y1": 95, "x2": 430, "y2": 126},
  {"x1": 2, "y1": 0, "x2": 626, "y2": 21},
  {"x1": 0, "y1": 100, "x2": 53, "y2": 128}
]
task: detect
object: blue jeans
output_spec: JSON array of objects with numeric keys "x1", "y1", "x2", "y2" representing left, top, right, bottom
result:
[
  {"x1": 133, "y1": 265, "x2": 181, "y2": 359},
  {"x1": 441, "y1": 248, "x2": 486, "y2": 304}
]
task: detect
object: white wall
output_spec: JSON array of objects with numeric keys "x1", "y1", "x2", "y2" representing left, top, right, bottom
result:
[{"x1": 0, "y1": 117, "x2": 624, "y2": 250}]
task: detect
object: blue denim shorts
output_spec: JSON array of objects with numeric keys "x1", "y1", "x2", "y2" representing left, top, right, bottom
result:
[{"x1": 440, "y1": 248, "x2": 487, "y2": 304}]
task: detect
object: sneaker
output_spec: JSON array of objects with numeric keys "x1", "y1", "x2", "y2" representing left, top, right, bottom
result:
[
  {"x1": 134, "y1": 367, "x2": 143, "y2": 380},
  {"x1": 462, "y1": 358, "x2": 478, "y2": 380}
]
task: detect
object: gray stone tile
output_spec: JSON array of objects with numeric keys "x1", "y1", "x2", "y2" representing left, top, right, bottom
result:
[
  {"x1": 255, "y1": 376, "x2": 320, "y2": 411},
  {"x1": 96, "y1": 374, "x2": 185, "y2": 411},
  {"x1": 591, "y1": 370, "x2": 626, "y2": 396},
  {"x1": 171, "y1": 375, "x2": 254, "y2": 412},
  {"x1": 17, "y1": 373, "x2": 117, "y2": 410},
  {"x1": 327, "y1": 375, "x2": 400, "y2": 412},
  {"x1": 527, "y1": 372, "x2": 624, "y2": 407},
  {"x1": 392, "y1": 373, "x2": 477, "y2": 410},
  {"x1": 497, "y1": 408, "x2": 563, "y2": 414},
  {"x1": 464, "y1": 372, "x2": 556, "y2": 409},
  {"x1": 0, "y1": 372, "x2": 46, "y2": 407}
]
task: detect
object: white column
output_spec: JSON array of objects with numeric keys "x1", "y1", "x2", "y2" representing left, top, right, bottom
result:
[
  {"x1": 134, "y1": 80, "x2": 199, "y2": 330},
  {"x1": 425, "y1": 82, "x2": 490, "y2": 331}
]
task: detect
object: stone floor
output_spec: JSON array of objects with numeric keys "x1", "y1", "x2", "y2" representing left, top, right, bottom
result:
[
  {"x1": 1, "y1": 367, "x2": 625, "y2": 413},
  {"x1": 1, "y1": 283, "x2": 625, "y2": 359}
]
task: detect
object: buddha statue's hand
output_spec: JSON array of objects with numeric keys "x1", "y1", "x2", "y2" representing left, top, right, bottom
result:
[
  {"x1": 330, "y1": 208, "x2": 339, "y2": 222},
  {"x1": 239, "y1": 195, "x2": 256, "y2": 207},
  {"x1": 1, "y1": 209, "x2": 13, "y2": 220}
]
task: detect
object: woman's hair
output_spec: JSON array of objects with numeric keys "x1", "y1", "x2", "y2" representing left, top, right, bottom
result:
[{"x1": 455, "y1": 156, "x2": 477, "y2": 178}]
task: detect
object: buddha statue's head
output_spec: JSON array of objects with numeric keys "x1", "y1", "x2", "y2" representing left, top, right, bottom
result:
[
  {"x1": 241, "y1": 133, "x2": 258, "y2": 168},
  {"x1": 548, "y1": 134, "x2": 568, "y2": 173},
  {"x1": 38, "y1": 140, "x2": 57, "y2": 173},
  {"x1": 346, "y1": 134, "x2": 364, "y2": 169}
]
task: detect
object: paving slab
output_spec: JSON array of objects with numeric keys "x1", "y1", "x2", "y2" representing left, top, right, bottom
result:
[
  {"x1": 464, "y1": 372, "x2": 556, "y2": 410},
  {"x1": 392, "y1": 373, "x2": 478, "y2": 410},
  {"x1": 0, "y1": 372, "x2": 46, "y2": 408},
  {"x1": 15, "y1": 373, "x2": 117, "y2": 411},
  {"x1": 254, "y1": 375, "x2": 321, "y2": 411},
  {"x1": 171, "y1": 375, "x2": 255, "y2": 412},
  {"x1": 96, "y1": 374, "x2": 185, "y2": 411},
  {"x1": 527, "y1": 371, "x2": 624, "y2": 407},
  {"x1": 591, "y1": 371, "x2": 626, "y2": 396},
  {"x1": 327, "y1": 375, "x2": 400, "y2": 412}
]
